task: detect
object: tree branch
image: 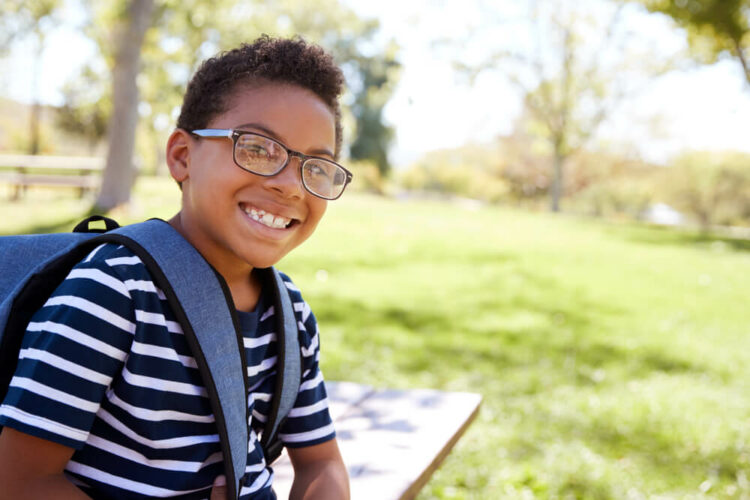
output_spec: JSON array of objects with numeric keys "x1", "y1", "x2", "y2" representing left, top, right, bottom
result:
[{"x1": 732, "y1": 36, "x2": 750, "y2": 88}]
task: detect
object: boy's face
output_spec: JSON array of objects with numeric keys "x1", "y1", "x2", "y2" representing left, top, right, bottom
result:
[{"x1": 167, "y1": 83, "x2": 335, "y2": 276}]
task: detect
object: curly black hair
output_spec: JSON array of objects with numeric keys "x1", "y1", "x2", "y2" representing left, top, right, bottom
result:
[{"x1": 176, "y1": 35, "x2": 345, "y2": 158}]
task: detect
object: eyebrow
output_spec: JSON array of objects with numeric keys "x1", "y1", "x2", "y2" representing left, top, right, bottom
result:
[{"x1": 235, "y1": 122, "x2": 334, "y2": 158}]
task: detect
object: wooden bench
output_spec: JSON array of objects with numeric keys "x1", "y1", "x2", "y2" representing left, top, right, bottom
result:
[
  {"x1": 272, "y1": 381, "x2": 482, "y2": 499},
  {"x1": 0, "y1": 154, "x2": 104, "y2": 200}
]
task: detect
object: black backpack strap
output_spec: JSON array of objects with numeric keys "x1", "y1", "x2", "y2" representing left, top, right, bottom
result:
[{"x1": 73, "y1": 215, "x2": 120, "y2": 233}]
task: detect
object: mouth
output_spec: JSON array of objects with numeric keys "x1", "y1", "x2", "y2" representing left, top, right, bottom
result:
[{"x1": 240, "y1": 203, "x2": 297, "y2": 229}]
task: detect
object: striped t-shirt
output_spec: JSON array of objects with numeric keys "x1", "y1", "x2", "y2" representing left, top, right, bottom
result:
[{"x1": 0, "y1": 243, "x2": 335, "y2": 499}]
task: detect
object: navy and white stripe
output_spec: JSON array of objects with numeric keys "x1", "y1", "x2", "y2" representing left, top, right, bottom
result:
[{"x1": 0, "y1": 243, "x2": 334, "y2": 499}]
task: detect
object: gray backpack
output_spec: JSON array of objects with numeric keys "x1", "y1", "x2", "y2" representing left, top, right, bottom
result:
[{"x1": 0, "y1": 216, "x2": 301, "y2": 500}]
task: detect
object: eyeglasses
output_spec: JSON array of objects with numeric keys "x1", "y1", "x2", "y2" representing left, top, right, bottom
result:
[{"x1": 189, "y1": 129, "x2": 353, "y2": 200}]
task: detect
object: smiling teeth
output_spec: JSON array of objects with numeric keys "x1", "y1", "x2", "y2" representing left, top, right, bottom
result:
[{"x1": 245, "y1": 207, "x2": 291, "y2": 229}]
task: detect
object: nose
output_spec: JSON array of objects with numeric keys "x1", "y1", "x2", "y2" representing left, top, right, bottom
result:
[{"x1": 265, "y1": 156, "x2": 305, "y2": 199}]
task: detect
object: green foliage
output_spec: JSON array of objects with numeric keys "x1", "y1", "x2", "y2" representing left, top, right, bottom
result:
[
  {"x1": 631, "y1": 0, "x2": 750, "y2": 85},
  {"x1": 6, "y1": 122, "x2": 55, "y2": 154},
  {"x1": 56, "y1": 66, "x2": 110, "y2": 153},
  {"x1": 227, "y1": 0, "x2": 402, "y2": 176},
  {"x1": 1, "y1": 0, "x2": 63, "y2": 155},
  {"x1": 496, "y1": 130, "x2": 553, "y2": 201},
  {"x1": 398, "y1": 137, "x2": 659, "y2": 217},
  {"x1": 54, "y1": 0, "x2": 400, "y2": 175},
  {"x1": 572, "y1": 178, "x2": 654, "y2": 219},
  {"x1": 563, "y1": 152, "x2": 657, "y2": 218},
  {"x1": 347, "y1": 160, "x2": 388, "y2": 195},
  {"x1": 0, "y1": 0, "x2": 60, "y2": 54},
  {"x1": 347, "y1": 41, "x2": 401, "y2": 176},
  {"x1": 659, "y1": 151, "x2": 750, "y2": 228},
  {"x1": 449, "y1": 1, "x2": 676, "y2": 212},
  {"x1": 3, "y1": 181, "x2": 750, "y2": 498},
  {"x1": 399, "y1": 144, "x2": 510, "y2": 203}
]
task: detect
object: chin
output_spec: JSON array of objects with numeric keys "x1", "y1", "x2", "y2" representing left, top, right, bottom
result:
[{"x1": 244, "y1": 252, "x2": 288, "y2": 270}]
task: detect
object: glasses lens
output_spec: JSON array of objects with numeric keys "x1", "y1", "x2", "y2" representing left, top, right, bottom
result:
[
  {"x1": 302, "y1": 159, "x2": 348, "y2": 199},
  {"x1": 235, "y1": 134, "x2": 286, "y2": 174}
]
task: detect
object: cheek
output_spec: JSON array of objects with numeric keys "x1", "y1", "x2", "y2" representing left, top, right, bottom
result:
[
  {"x1": 297, "y1": 197, "x2": 327, "y2": 239},
  {"x1": 311, "y1": 199, "x2": 327, "y2": 222},
  {"x1": 192, "y1": 157, "x2": 246, "y2": 200}
]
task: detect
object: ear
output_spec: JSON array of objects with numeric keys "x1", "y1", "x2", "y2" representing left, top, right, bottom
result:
[{"x1": 166, "y1": 129, "x2": 193, "y2": 184}]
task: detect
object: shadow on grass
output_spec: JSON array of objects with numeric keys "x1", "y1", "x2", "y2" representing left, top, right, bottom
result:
[
  {"x1": 288, "y1": 248, "x2": 519, "y2": 276},
  {"x1": 614, "y1": 224, "x2": 750, "y2": 253},
  {"x1": 313, "y1": 291, "x2": 710, "y2": 392},
  {"x1": 503, "y1": 407, "x2": 748, "y2": 491}
]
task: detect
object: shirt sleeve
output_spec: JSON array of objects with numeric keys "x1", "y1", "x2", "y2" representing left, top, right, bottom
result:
[
  {"x1": 0, "y1": 244, "x2": 137, "y2": 450},
  {"x1": 276, "y1": 277, "x2": 336, "y2": 448}
]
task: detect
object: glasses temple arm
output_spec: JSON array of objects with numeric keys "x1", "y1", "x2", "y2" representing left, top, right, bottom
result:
[{"x1": 190, "y1": 129, "x2": 234, "y2": 138}]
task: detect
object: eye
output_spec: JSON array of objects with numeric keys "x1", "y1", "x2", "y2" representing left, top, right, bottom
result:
[
  {"x1": 246, "y1": 144, "x2": 271, "y2": 157},
  {"x1": 333, "y1": 169, "x2": 346, "y2": 185},
  {"x1": 308, "y1": 163, "x2": 329, "y2": 178},
  {"x1": 236, "y1": 135, "x2": 285, "y2": 166}
]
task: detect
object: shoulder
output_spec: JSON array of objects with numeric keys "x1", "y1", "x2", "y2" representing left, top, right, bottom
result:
[
  {"x1": 276, "y1": 270, "x2": 315, "y2": 327},
  {"x1": 74, "y1": 242, "x2": 151, "y2": 278},
  {"x1": 49, "y1": 242, "x2": 156, "y2": 314},
  {"x1": 276, "y1": 270, "x2": 302, "y2": 301}
]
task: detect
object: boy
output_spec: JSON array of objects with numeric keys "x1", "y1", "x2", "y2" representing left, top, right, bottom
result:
[{"x1": 0, "y1": 36, "x2": 351, "y2": 499}]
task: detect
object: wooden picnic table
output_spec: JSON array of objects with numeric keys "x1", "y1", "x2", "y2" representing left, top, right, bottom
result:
[
  {"x1": 272, "y1": 381, "x2": 482, "y2": 500},
  {"x1": 0, "y1": 154, "x2": 104, "y2": 199}
]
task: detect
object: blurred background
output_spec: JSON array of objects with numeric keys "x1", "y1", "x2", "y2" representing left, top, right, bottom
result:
[{"x1": 1, "y1": 0, "x2": 749, "y2": 498}]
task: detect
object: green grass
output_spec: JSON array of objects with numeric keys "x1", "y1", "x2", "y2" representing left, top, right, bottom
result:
[{"x1": 3, "y1": 178, "x2": 750, "y2": 499}]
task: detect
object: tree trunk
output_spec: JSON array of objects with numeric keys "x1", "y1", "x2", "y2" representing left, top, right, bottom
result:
[
  {"x1": 550, "y1": 152, "x2": 564, "y2": 212},
  {"x1": 732, "y1": 37, "x2": 750, "y2": 89},
  {"x1": 94, "y1": 0, "x2": 154, "y2": 212},
  {"x1": 29, "y1": 38, "x2": 43, "y2": 155},
  {"x1": 29, "y1": 102, "x2": 41, "y2": 155}
]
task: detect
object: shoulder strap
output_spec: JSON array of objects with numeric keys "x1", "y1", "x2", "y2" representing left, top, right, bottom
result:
[
  {"x1": 108, "y1": 222, "x2": 303, "y2": 485},
  {"x1": 113, "y1": 223, "x2": 302, "y2": 472},
  {"x1": 259, "y1": 268, "x2": 302, "y2": 464},
  {"x1": 101, "y1": 220, "x2": 247, "y2": 500}
]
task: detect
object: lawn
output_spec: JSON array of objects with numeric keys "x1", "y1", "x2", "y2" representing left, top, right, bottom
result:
[{"x1": 2, "y1": 178, "x2": 749, "y2": 499}]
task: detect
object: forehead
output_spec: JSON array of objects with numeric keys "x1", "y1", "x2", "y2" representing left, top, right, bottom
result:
[{"x1": 213, "y1": 83, "x2": 336, "y2": 152}]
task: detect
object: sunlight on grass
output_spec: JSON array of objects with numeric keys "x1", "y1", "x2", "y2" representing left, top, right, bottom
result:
[
  {"x1": 2, "y1": 178, "x2": 749, "y2": 499},
  {"x1": 0, "y1": 177, "x2": 181, "y2": 235}
]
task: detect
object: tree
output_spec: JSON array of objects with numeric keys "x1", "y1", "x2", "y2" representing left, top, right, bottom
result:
[
  {"x1": 0, "y1": 0, "x2": 61, "y2": 155},
  {"x1": 0, "y1": 1, "x2": 58, "y2": 55},
  {"x1": 347, "y1": 42, "x2": 400, "y2": 176},
  {"x1": 56, "y1": 66, "x2": 110, "y2": 155},
  {"x1": 626, "y1": 0, "x2": 750, "y2": 87},
  {"x1": 660, "y1": 151, "x2": 750, "y2": 229},
  {"x1": 93, "y1": 0, "x2": 155, "y2": 211},
  {"x1": 448, "y1": 0, "x2": 675, "y2": 211},
  {"x1": 225, "y1": 0, "x2": 402, "y2": 176},
  {"x1": 400, "y1": 143, "x2": 509, "y2": 202},
  {"x1": 56, "y1": 0, "x2": 399, "y2": 209}
]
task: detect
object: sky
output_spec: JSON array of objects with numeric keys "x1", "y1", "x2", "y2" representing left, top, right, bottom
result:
[
  {"x1": 343, "y1": 0, "x2": 750, "y2": 165},
  {"x1": 1, "y1": 0, "x2": 749, "y2": 167}
]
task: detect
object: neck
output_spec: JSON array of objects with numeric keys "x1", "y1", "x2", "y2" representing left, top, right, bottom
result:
[{"x1": 168, "y1": 213, "x2": 261, "y2": 312}]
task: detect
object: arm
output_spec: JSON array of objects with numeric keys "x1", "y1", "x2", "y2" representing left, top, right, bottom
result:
[
  {"x1": 287, "y1": 438, "x2": 349, "y2": 500},
  {"x1": 0, "y1": 427, "x2": 91, "y2": 500}
]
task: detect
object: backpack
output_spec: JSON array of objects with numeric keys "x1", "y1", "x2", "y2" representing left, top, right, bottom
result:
[{"x1": 0, "y1": 216, "x2": 302, "y2": 500}]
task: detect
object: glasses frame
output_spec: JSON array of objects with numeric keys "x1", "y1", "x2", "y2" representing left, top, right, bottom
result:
[{"x1": 189, "y1": 128, "x2": 353, "y2": 200}]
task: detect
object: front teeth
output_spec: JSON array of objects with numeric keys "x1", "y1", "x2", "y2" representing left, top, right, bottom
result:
[{"x1": 245, "y1": 207, "x2": 291, "y2": 229}]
